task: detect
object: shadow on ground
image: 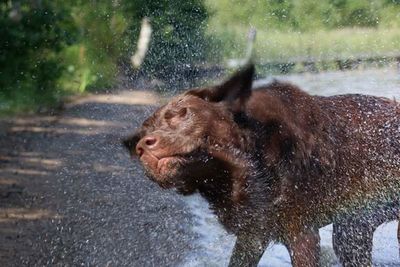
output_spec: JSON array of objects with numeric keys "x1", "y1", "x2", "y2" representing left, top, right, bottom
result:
[{"x1": 0, "y1": 91, "x2": 195, "y2": 266}]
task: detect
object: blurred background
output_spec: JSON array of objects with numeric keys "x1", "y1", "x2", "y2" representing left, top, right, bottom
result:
[{"x1": 1, "y1": 0, "x2": 400, "y2": 115}]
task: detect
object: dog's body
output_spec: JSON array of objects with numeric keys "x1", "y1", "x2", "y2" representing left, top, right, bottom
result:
[{"x1": 124, "y1": 65, "x2": 400, "y2": 266}]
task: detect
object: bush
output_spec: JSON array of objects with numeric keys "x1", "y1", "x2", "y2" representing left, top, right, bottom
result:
[
  {"x1": 0, "y1": 1, "x2": 77, "y2": 112},
  {"x1": 0, "y1": 0, "x2": 212, "y2": 113},
  {"x1": 122, "y1": 0, "x2": 210, "y2": 84},
  {"x1": 64, "y1": 1, "x2": 132, "y2": 92}
]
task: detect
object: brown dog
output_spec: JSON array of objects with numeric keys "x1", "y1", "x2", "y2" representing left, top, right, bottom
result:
[{"x1": 123, "y1": 65, "x2": 400, "y2": 267}]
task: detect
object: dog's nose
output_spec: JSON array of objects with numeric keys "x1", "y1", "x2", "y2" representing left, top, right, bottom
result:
[
  {"x1": 136, "y1": 145, "x2": 144, "y2": 157},
  {"x1": 136, "y1": 136, "x2": 158, "y2": 156}
]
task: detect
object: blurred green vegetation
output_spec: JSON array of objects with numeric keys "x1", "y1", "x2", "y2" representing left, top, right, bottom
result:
[
  {"x1": 215, "y1": 27, "x2": 400, "y2": 63},
  {"x1": 207, "y1": 0, "x2": 400, "y2": 30},
  {"x1": 0, "y1": 0, "x2": 209, "y2": 114},
  {"x1": 124, "y1": 0, "x2": 210, "y2": 82},
  {"x1": 207, "y1": 0, "x2": 400, "y2": 62},
  {"x1": 1, "y1": 0, "x2": 400, "y2": 114},
  {"x1": 0, "y1": 1, "x2": 77, "y2": 114}
]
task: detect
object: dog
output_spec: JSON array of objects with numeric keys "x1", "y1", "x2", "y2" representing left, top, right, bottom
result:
[{"x1": 123, "y1": 64, "x2": 400, "y2": 266}]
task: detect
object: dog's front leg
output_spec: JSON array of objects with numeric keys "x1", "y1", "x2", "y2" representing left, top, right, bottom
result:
[
  {"x1": 285, "y1": 229, "x2": 320, "y2": 267},
  {"x1": 228, "y1": 233, "x2": 269, "y2": 267}
]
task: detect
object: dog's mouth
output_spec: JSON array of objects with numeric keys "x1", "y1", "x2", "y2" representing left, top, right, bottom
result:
[
  {"x1": 139, "y1": 151, "x2": 193, "y2": 186},
  {"x1": 136, "y1": 147, "x2": 216, "y2": 195},
  {"x1": 156, "y1": 156, "x2": 187, "y2": 177}
]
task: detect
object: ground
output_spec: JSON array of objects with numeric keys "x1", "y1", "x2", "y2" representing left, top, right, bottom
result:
[{"x1": 0, "y1": 90, "x2": 195, "y2": 266}]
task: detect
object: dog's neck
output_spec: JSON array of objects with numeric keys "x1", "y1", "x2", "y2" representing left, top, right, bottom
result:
[
  {"x1": 196, "y1": 160, "x2": 237, "y2": 205},
  {"x1": 195, "y1": 157, "x2": 281, "y2": 235},
  {"x1": 195, "y1": 162, "x2": 246, "y2": 233}
]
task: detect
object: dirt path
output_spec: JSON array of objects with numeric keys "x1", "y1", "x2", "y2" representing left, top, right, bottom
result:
[{"x1": 0, "y1": 91, "x2": 195, "y2": 266}]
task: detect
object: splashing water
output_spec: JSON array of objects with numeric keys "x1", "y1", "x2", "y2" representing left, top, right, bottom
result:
[{"x1": 182, "y1": 67, "x2": 400, "y2": 266}]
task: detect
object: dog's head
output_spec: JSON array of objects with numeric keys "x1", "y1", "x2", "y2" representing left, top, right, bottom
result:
[{"x1": 123, "y1": 65, "x2": 255, "y2": 195}]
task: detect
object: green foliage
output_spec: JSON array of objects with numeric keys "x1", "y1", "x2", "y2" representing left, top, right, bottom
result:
[
  {"x1": 1, "y1": 0, "x2": 211, "y2": 114},
  {"x1": 207, "y1": 0, "x2": 400, "y2": 67},
  {"x1": 62, "y1": 1, "x2": 132, "y2": 92},
  {"x1": 211, "y1": 26, "x2": 400, "y2": 65},
  {"x1": 1, "y1": 0, "x2": 400, "y2": 114},
  {"x1": 122, "y1": 0, "x2": 210, "y2": 82},
  {"x1": 0, "y1": 0, "x2": 77, "y2": 113},
  {"x1": 207, "y1": 0, "x2": 400, "y2": 31}
]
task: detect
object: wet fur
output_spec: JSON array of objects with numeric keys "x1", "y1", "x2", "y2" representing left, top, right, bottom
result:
[{"x1": 124, "y1": 65, "x2": 400, "y2": 267}]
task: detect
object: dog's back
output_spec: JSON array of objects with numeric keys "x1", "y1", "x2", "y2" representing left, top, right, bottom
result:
[
  {"x1": 220, "y1": 81, "x2": 400, "y2": 266},
  {"x1": 248, "y1": 82, "x2": 400, "y2": 226}
]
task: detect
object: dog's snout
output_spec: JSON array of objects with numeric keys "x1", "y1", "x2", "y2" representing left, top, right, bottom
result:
[
  {"x1": 136, "y1": 146, "x2": 144, "y2": 157},
  {"x1": 136, "y1": 136, "x2": 159, "y2": 156}
]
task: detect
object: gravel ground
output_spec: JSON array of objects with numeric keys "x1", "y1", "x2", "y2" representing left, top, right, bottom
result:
[{"x1": 0, "y1": 90, "x2": 195, "y2": 266}]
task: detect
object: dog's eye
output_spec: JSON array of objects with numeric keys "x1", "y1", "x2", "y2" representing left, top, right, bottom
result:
[
  {"x1": 164, "y1": 110, "x2": 174, "y2": 120},
  {"x1": 164, "y1": 108, "x2": 187, "y2": 120}
]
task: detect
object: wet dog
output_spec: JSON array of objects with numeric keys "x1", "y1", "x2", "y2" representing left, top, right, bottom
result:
[{"x1": 123, "y1": 64, "x2": 400, "y2": 266}]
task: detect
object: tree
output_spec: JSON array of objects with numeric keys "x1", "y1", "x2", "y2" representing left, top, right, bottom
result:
[{"x1": 0, "y1": 0, "x2": 77, "y2": 110}]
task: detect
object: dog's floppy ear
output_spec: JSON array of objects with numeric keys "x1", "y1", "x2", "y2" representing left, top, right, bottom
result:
[{"x1": 187, "y1": 64, "x2": 255, "y2": 102}]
